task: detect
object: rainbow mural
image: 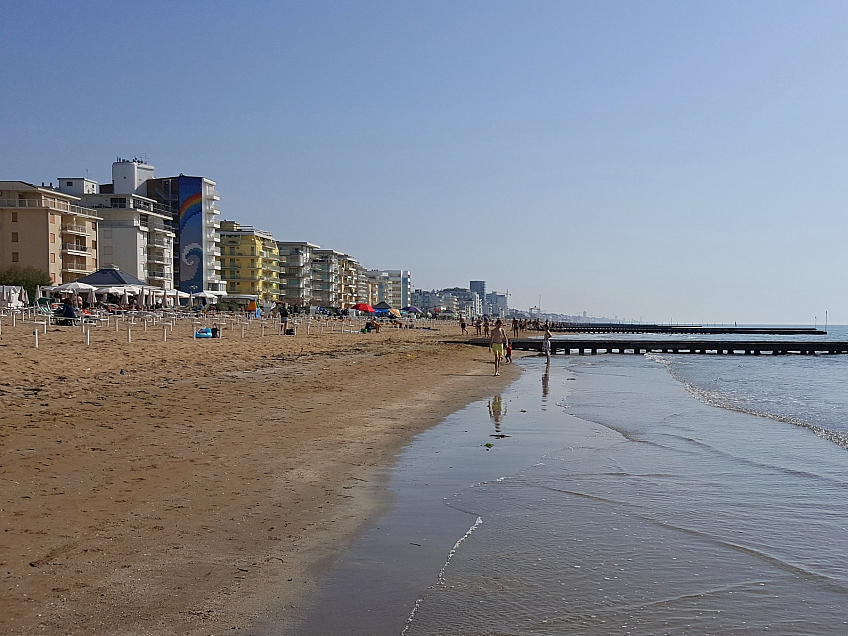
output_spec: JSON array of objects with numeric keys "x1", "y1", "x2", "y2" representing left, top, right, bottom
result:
[{"x1": 177, "y1": 177, "x2": 204, "y2": 293}]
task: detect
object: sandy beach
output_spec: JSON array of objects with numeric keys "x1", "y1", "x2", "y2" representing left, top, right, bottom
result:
[{"x1": 0, "y1": 317, "x2": 518, "y2": 635}]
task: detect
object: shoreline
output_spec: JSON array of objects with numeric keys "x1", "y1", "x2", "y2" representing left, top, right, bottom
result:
[{"x1": 0, "y1": 321, "x2": 520, "y2": 635}]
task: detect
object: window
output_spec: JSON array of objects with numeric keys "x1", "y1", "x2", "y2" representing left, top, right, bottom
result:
[
  {"x1": 11, "y1": 252, "x2": 19, "y2": 262},
  {"x1": 50, "y1": 213, "x2": 56, "y2": 223},
  {"x1": 50, "y1": 233, "x2": 56, "y2": 244},
  {"x1": 229, "y1": 246, "x2": 235, "y2": 255},
  {"x1": 92, "y1": 240, "x2": 96, "y2": 249},
  {"x1": 11, "y1": 212, "x2": 17, "y2": 222},
  {"x1": 91, "y1": 221, "x2": 96, "y2": 229},
  {"x1": 50, "y1": 253, "x2": 56, "y2": 263},
  {"x1": 66, "y1": 181, "x2": 73, "y2": 187},
  {"x1": 11, "y1": 232, "x2": 18, "y2": 242}
]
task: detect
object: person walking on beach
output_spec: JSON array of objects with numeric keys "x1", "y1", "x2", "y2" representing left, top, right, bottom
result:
[
  {"x1": 489, "y1": 319, "x2": 509, "y2": 376},
  {"x1": 483, "y1": 316, "x2": 490, "y2": 338},
  {"x1": 542, "y1": 324, "x2": 552, "y2": 362},
  {"x1": 280, "y1": 303, "x2": 290, "y2": 335},
  {"x1": 512, "y1": 317, "x2": 520, "y2": 338},
  {"x1": 460, "y1": 314, "x2": 468, "y2": 335},
  {"x1": 475, "y1": 317, "x2": 482, "y2": 336}
]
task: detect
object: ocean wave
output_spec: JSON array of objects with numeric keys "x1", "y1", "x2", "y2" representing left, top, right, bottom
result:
[{"x1": 646, "y1": 353, "x2": 848, "y2": 451}]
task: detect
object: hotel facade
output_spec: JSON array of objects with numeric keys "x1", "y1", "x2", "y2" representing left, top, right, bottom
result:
[
  {"x1": 219, "y1": 221, "x2": 280, "y2": 303},
  {"x1": 0, "y1": 181, "x2": 101, "y2": 284}
]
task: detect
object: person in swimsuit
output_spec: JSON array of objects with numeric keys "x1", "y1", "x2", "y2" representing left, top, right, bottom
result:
[
  {"x1": 542, "y1": 324, "x2": 552, "y2": 362},
  {"x1": 489, "y1": 319, "x2": 509, "y2": 376}
]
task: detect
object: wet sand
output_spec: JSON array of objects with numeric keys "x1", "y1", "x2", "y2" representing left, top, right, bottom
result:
[{"x1": 0, "y1": 318, "x2": 519, "y2": 635}]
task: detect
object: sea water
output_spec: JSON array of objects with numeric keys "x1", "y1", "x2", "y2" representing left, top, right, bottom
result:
[{"x1": 286, "y1": 327, "x2": 848, "y2": 635}]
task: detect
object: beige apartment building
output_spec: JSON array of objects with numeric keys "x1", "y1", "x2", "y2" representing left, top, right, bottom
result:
[{"x1": 0, "y1": 181, "x2": 101, "y2": 283}]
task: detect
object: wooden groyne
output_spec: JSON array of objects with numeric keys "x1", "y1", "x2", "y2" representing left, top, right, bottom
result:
[
  {"x1": 469, "y1": 338, "x2": 848, "y2": 355},
  {"x1": 549, "y1": 324, "x2": 825, "y2": 335}
]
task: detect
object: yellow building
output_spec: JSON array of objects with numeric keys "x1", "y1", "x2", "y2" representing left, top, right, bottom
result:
[
  {"x1": 0, "y1": 181, "x2": 101, "y2": 283},
  {"x1": 218, "y1": 221, "x2": 280, "y2": 304}
]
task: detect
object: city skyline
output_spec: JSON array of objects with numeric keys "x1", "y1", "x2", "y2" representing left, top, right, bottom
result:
[{"x1": 3, "y1": 2, "x2": 847, "y2": 323}]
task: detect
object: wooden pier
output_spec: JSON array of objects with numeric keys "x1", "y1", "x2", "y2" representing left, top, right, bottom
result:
[
  {"x1": 469, "y1": 338, "x2": 848, "y2": 356},
  {"x1": 549, "y1": 324, "x2": 825, "y2": 335}
]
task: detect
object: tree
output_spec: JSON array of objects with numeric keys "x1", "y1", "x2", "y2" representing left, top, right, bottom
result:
[{"x1": 0, "y1": 266, "x2": 52, "y2": 303}]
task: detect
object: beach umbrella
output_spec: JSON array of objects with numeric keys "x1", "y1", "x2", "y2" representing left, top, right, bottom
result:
[
  {"x1": 352, "y1": 302, "x2": 375, "y2": 313},
  {"x1": 56, "y1": 281, "x2": 96, "y2": 293},
  {"x1": 121, "y1": 287, "x2": 130, "y2": 305},
  {"x1": 401, "y1": 306, "x2": 422, "y2": 314},
  {"x1": 388, "y1": 308, "x2": 402, "y2": 317},
  {"x1": 87, "y1": 287, "x2": 96, "y2": 304},
  {"x1": 97, "y1": 285, "x2": 128, "y2": 295}
]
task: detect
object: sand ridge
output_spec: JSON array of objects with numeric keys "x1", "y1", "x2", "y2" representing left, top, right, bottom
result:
[{"x1": 0, "y1": 319, "x2": 518, "y2": 634}]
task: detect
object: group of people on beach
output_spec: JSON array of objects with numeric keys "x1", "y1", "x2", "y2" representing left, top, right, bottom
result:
[{"x1": 487, "y1": 318, "x2": 552, "y2": 375}]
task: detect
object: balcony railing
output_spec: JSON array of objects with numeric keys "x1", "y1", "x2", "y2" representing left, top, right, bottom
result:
[
  {"x1": 98, "y1": 219, "x2": 140, "y2": 229},
  {"x1": 62, "y1": 261, "x2": 89, "y2": 273},
  {"x1": 61, "y1": 243, "x2": 90, "y2": 255},
  {"x1": 148, "y1": 270, "x2": 169, "y2": 279},
  {"x1": 148, "y1": 238, "x2": 168, "y2": 248},
  {"x1": 61, "y1": 224, "x2": 90, "y2": 235},
  {"x1": 148, "y1": 256, "x2": 170, "y2": 265},
  {"x1": 0, "y1": 197, "x2": 99, "y2": 218}
]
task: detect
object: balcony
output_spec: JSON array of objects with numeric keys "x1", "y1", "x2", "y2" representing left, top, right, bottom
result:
[
  {"x1": 61, "y1": 224, "x2": 90, "y2": 236},
  {"x1": 148, "y1": 256, "x2": 170, "y2": 265},
  {"x1": 62, "y1": 260, "x2": 89, "y2": 274},
  {"x1": 206, "y1": 189, "x2": 221, "y2": 201},
  {"x1": 61, "y1": 243, "x2": 90, "y2": 255},
  {"x1": 0, "y1": 197, "x2": 99, "y2": 218},
  {"x1": 148, "y1": 270, "x2": 169, "y2": 280},
  {"x1": 148, "y1": 238, "x2": 169, "y2": 248}
]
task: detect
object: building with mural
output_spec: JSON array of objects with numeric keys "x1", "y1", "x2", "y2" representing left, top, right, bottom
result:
[{"x1": 144, "y1": 174, "x2": 225, "y2": 295}]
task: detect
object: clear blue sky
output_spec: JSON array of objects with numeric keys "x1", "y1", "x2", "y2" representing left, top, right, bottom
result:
[{"x1": 3, "y1": 1, "x2": 847, "y2": 323}]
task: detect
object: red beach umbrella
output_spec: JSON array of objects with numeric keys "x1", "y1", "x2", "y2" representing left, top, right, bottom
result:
[{"x1": 352, "y1": 303, "x2": 375, "y2": 313}]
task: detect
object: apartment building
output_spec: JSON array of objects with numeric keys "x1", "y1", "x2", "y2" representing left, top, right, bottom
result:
[
  {"x1": 366, "y1": 269, "x2": 412, "y2": 309},
  {"x1": 440, "y1": 287, "x2": 483, "y2": 317},
  {"x1": 311, "y1": 249, "x2": 344, "y2": 308},
  {"x1": 0, "y1": 181, "x2": 101, "y2": 283},
  {"x1": 218, "y1": 220, "x2": 280, "y2": 303},
  {"x1": 144, "y1": 172, "x2": 225, "y2": 295},
  {"x1": 338, "y1": 254, "x2": 360, "y2": 309},
  {"x1": 276, "y1": 241, "x2": 318, "y2": 308},
  {"x1": 57, "y1": 169, "x2": 175, "y2": 289},
  {"x1": 355, "y1": 264, "x2": 370, "y2": 305}
]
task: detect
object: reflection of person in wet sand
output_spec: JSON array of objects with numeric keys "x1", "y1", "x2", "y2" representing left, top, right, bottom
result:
[
  {"x1": 488, "y1": 394, "x2": 506, "y2": 432},
  {"x1": 542, "y1": 360, "x2": 550, "y2": 407},
  {"x1": 489, "y1": 319, "x2": 509, "y2": 376}
]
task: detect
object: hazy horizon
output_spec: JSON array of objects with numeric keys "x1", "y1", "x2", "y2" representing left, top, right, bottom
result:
[{"x1": 3, "y1": 1, "x2": 847, "y2": 323}]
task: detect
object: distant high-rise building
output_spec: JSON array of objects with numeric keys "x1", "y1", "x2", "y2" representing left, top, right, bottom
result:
[
  {"x1": 368, "y1": 269, "x2": 412, "y2": 308},
  {"x1": 470, "y1": 280, "x2": 486, "y2": 298}
]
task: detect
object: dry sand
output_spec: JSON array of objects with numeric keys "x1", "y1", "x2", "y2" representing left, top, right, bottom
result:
[{"x1": 0, "y1": 316, "x2": 518, "y2": 635}]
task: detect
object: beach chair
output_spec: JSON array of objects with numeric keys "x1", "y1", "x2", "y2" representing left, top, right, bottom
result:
[{"x1": 33, "y1": 303, "x2": 56, "y2": 324}]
